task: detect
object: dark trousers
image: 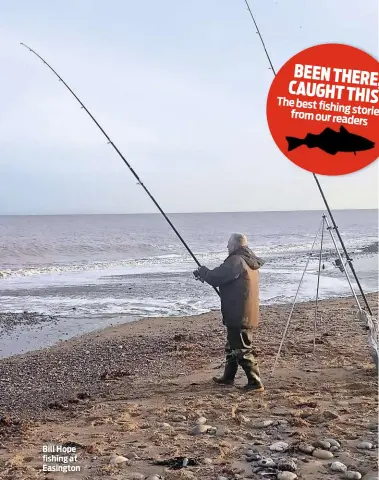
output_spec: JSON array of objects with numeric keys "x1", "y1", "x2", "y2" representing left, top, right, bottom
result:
[{"x1": 225, "y1": 327, "x2": 262, "y2": 385}]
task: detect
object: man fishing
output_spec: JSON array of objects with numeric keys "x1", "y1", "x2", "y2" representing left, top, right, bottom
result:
[{"x1": 193, "y1": 233, "x2": 265, "y2": 392}]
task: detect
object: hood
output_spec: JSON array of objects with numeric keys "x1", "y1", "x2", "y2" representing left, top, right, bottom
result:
[{"x1": 230, "y1": 246, "x2": 265, "y2": 270}]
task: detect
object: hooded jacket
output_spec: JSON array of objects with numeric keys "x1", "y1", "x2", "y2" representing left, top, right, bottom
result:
[{"x1": 197, "y1": 246, "x2": 265, "y2": 329}]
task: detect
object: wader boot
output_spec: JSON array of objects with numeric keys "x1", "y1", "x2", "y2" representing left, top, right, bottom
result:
[
  {"x1": 239, "y1": 355, "x2": 264, "y2": 392},
  {"x1": 212, "y1": 362, "x2": 238, "y2": 386}
]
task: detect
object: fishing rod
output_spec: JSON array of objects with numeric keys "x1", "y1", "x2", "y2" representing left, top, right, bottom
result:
[
  {"x1": 243, "y1": 0, "x2": 373, "y2": 315},
  {"x1": 20, "y1": 43, "x2": 220, "y2": 298}
]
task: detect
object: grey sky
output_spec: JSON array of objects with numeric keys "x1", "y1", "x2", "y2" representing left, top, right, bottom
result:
[{"x1": 0, "y1": 0, "x2": 378, "y2": 215}]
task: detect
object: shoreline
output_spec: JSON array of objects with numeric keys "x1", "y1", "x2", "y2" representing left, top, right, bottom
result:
[
  {"x1": 0, "y1": 247, "x2": 377, "y2": 336},
  {"x1": 1, "y1": 279, "x2": 378, "y2": 359},
  {"x1": 0, "y1": 293, "x2": 377, "y2": 479},
  {"x1": 0, "y1": 293, "x2": 377, "y2": 417}
]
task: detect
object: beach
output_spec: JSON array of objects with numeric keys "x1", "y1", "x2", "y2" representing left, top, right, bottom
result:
[{"x1": 0, "y1": 293, "x2": 377, "y2": 480}]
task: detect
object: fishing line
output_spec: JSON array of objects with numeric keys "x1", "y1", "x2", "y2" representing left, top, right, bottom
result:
[
  {"x1": 20, "y1": 43, "x2": 220, "y2": 298},
  {"x1": 243, "y1": 1, "x2": 373, "y2": 315}
]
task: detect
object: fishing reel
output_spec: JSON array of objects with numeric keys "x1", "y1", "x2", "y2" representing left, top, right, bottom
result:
[
  {"x1": 193, "y1": 269, "x2": 204, "y2": 283},
  {"x1": 332, "y1": 257, "x2": 349, "y2": 273},
  {"x1": 318, "y1": 256, "x2": 348, "y2": 273}
]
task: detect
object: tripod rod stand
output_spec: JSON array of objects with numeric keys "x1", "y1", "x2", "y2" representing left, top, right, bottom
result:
[
  {"x1": 271, "y1": 217, "x2": 324, "y2": 373},
  {"x1": 272, "y1": 213, "x2": 371, "y2": 374}
]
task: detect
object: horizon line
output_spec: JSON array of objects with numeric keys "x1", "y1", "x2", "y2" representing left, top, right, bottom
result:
[{"x1": 0, "y1": 207, "x2": 378, "y2": 216}]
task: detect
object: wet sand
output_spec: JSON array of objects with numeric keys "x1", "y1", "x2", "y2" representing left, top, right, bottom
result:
[
  {"x1": 0, "y1": 293, "x2": 378, "y2": 479},
  {"x1": 0, "y1": 311, "x2": 138, "y2": 359}
]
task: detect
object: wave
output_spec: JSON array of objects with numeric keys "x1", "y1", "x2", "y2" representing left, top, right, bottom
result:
[
  {"x1": 0, "y1": 237, "x2": 376, "y2": 280},
  {"x1": 0, "y1": 241, "x2": 178, "y2": 260},
  {"x1": 358, "y1": 241, "x2": 378, "y2": 254},
  {"x1": 1, "y1": 232, "x2": 375, "y2": 258}
]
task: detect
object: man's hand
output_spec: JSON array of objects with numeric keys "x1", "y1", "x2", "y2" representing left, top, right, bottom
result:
[{"x1": 193, "y1": 267, "x2": 205, "y2": 282}]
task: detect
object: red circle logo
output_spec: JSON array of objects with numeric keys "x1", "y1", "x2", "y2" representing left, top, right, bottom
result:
[{"x1": 266, "y1": 43, "x2": 379, "y2": 175}]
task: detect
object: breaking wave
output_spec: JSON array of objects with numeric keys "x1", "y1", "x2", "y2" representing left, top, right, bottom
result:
[
  {"x1": 358, "y1": 241, "x2": 378, "y2": 254},
  {"x1": 0, "y1": 236, "x2": 376, "y2": 280}
]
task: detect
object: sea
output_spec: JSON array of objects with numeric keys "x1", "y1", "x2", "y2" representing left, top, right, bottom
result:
[{"x1": 0, "y1": 210, "x2": 377, "y2": 357}]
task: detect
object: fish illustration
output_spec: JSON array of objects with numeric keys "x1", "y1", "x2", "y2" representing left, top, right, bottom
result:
[{"x1": 285, "y1": 126, "x2": 375, "y2": 155}]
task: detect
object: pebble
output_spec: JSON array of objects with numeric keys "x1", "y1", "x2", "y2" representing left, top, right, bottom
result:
[
  {"x1": 330, "y1": 446, "x2": 339, "y2": 452},
  {"x1": 203, "y1": 457, "x2": 213, "y2": 465},
  {"x1": 258, "y1": 458, "x2": 276, "y2": 468},
  {"x1": 368, "y1": 423, "x2": 378, "y2": 431},
  {"x1": 298, "y1": 443, "x2": 315, "y2": 454},
  {"x1": 312, "y1": 449, "x2": 334, "y2": 460},
  {"x1": 313, "y1": 440, "x2": 331, "y2": 450},
  {"x1": 159, "y1": 422, "x2": 171, "y2": 429},
  {"x1": 330, "y1": 461, "x2": 348, "y2": 473},
  {"x1": 254, "y1": 466, "x2": 276, "y2": 475},
  {"x1": 277, "y1": 473, "x2": 297, "y2": 480},
  {"x1": 357, "y1": 441, "x2": 373, "y2": 450},
  {"x1": 325, "y1": 438, "x2": 341, "y2": 448},
  {"x1": 109, "y1": 454, "x2": 128, "y2": 465},
  {"x1": 254, "y1": 420, "x2": 274, "y2": 428},
  {"x1": 218, "y1": 477, "x2": 229, "y2": 480},
  {"x1": 323, "y1": 410, "x2": 340, "y2": 420},
  {"x1": 270, "y1": 441, "x2": 289, "y2": 452},
  {"x1": 196, "y1": 416, "x2": 207, "y2": 425},
  {"x1": 277, "y1": 458, "x2": 297, "y2": 472},
  {"x1": 191, "y1": 424, "x2": 210, "y2": 435},
  {"x1": 171, "y1": 414, "x2": 187, "y2": 422},
  {"x1": 126, "y1": 474, "x2": 145, "y2": 480},
  {"x1": 345, "y1": 472, "x2": 362, "y2": 480},
  {"x1": 246, "y1": 454, "x2": 261, "y2": 462},
  {"x1": 146, "y1": 476, "x2": 163, "y2": 480}
]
